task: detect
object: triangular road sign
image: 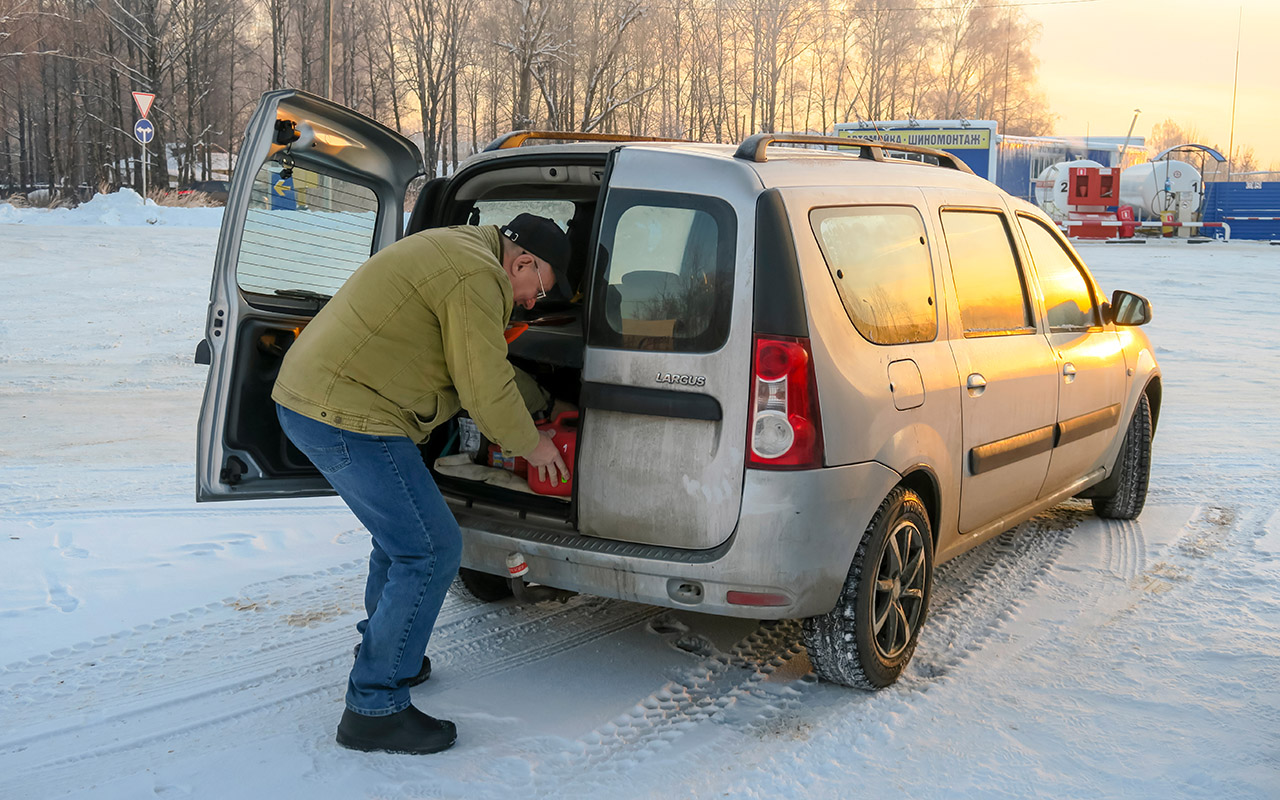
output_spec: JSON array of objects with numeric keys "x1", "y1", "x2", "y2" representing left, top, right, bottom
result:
[{"x1": 132, "y1": 92, "x2": 155, "y2": 119}]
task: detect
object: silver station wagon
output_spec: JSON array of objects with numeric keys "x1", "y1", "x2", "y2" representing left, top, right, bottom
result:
[{"x1": 197, "y1": 90, "x2": 1160, "y2": 689}]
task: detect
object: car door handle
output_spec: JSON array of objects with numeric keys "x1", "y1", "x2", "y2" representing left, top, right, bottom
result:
[
  {"x1": 966, "y1": 373, "x2": 986, "y2": 397},
  {"x1": 1063, "y1": 362, "x2": 1077, "y2": 383}
]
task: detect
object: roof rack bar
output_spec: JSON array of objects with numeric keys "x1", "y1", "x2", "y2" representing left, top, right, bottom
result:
[
  {"x1": 483, "y1": 130, "x2": 692, "y2": 151},
  {"x1": 733, "y1": 133, "x2": 975, "y2": 175}
]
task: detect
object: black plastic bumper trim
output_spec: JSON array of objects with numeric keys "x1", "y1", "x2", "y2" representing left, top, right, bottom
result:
[
  {"x1": 580, "y1": 381, "x2": 722, "y2": 421},
  {"x1": 1056, "y1": 403, "x2": 1121, "y2": 447},
  {"x1": 451, "y1": 502, "x2": 736, "y2": 564},
  {"x1": 969, "y1": 424, "x2": 1055, "y2": 475}
]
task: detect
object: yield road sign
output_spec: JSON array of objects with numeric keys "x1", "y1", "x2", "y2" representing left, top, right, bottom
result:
[
  {"x1": 134, "y1": 119, "x2": 155, "y2": 145},
  {"x1": 132, "y1": 92, "x2": 155, "y2": 119}
]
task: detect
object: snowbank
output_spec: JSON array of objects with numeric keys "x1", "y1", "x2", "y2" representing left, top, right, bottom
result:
[{"x1": 0, "y1": 189, "x2": 223, "y2": 228}]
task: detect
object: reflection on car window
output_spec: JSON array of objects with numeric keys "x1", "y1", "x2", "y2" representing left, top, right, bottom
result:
[
  {"x1": 811, "y1": 206, "x2": 937, "y2": 345},
  {"x1": 471, "y1": 200, "x2": 574, "y2": 230},
  {"x1": 588, "y1": 189, "x2": 734, "y2": 353},
  {"x1": 941, "y1": 210, "x2": 1034, "y2": 336},
  {"x1": 1018, "y1": 216, "x2": 1097, "y2": 331},
  {"x1": 236, "y1": 163, "x2": 378, "y2": 297}
]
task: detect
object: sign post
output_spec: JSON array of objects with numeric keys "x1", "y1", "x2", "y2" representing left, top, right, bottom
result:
[
  {"x1": 132, "y1": 92, "x2": 156, "y2": 195},
  {"x1": 134, "y1": 119, "x2": 155, "y2": 195}
]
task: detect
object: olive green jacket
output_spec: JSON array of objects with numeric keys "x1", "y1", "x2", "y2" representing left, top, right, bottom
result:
[{"x1": 272, "y1": 225, "x2": 540, "y2": 456}]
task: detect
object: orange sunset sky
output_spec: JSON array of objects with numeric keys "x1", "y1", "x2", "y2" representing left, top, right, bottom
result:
[{"x1": 1023, "y1": 0, "x2": 1278, "y2": 169}]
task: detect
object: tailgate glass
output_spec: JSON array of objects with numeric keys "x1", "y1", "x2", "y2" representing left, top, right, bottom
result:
[{"x1": 588, "y1": 189, "x2": 735, "y2": 353}]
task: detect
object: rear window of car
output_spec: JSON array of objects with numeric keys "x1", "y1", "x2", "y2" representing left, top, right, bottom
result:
[
  {"x1": 810, "y1": 205, "x2": 937, "y2": 345},
  {"x1": 588, "y1": 189, "x2": 736, "y2": 353},
  {"x1": 236, "y1": 163, "x2": 379, "y2": 297}
]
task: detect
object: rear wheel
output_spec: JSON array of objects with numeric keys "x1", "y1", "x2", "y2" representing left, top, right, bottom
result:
[
  {"x1": 802, "y1": 487, "x2": 933, "y2": 689},
  {"x1": 449, "y1": 567, "x2": 513, "y2": 602},
  {"x1": 1092, "y1": 393, "x2": 1152, "y2": 520}
]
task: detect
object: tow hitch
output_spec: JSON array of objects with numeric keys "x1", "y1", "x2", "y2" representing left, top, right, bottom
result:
[{"x1": 505, "y1": 552, "x2": 574, "y2": 603}]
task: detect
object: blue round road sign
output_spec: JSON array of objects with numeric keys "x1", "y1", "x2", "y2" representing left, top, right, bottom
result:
[{"x1": 134, "y1": 119, "x2": 154, "y2": 145}]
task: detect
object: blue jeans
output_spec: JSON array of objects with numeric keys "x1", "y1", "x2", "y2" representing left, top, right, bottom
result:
[{"x1": 276, "y1": 404, "x2": 462, "y2": 716}]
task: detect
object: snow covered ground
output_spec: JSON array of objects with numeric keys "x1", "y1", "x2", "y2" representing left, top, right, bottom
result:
[{"x1": 2, "y1": 195, "x2": 1278, "y2": 799}]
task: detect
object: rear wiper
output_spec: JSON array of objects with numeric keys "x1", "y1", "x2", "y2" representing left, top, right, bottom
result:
[{"x1": 274, "y1": 288, "x2": 332, "y2": 308}]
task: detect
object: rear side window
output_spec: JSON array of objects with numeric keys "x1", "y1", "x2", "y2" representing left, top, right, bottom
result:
[
  {"x1": 810, "y1": 206, "x2": 937, "y2": 345},
  {"x1": 236, "y1": 163, "x2": 378, "y2": 297},
  {"x1": 588, "y1": 189, "x2": 735, "y2": 353},
  {"x1": 1018, "y1": 215, "x2": 1098, "y2": 331},
  {"x1": 940, "y1": 210, "x2": 1034, "y2": 336}
]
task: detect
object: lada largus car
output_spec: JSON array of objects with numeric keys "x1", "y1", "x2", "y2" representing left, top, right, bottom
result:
[{"x1": 196, "y1": 90, "x2": 1160, "y2": 689}]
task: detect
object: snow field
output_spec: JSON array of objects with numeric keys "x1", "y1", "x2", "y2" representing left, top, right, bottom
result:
[{"x1": 0, "y1": 198, "x2": 1278, "y2": 798}]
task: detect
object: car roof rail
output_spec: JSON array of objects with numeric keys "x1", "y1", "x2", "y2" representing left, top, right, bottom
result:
[
  {"x1": 483, "y1": 130, "x2": 694, "y2": 151},
  {"x1": 733, "y1": 133, "x2": 975, "y2": 175}
]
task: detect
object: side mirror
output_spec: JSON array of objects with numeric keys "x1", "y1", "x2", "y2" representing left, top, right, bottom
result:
[{"x1": 1108, "y1": 289, "x2": 1153, "y2": 326}]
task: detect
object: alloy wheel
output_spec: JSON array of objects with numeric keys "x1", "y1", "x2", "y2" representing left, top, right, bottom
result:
[{"x1": 870, "y1": 518, "x2": 927, "y2": 660}]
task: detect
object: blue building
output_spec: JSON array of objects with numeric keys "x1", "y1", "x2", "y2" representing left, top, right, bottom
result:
[{"x1": 996, "y1": 135, "x2": 1144, "y2": 203}]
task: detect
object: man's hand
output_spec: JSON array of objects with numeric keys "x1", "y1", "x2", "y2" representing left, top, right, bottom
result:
[{"x1": 525, "y1": 429, "x2": 569, "y2": 485}]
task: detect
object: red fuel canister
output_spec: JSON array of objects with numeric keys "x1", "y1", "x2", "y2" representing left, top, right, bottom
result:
[
  {"x1": 487, "y1": 444, "x2": 528, "y2": 477},
  {"x1": 527, "y1": 411, "x2": 578, "y2": 497}
]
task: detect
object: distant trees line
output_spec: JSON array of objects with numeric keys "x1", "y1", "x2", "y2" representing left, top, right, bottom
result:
[{"x1": 1, "y1": 0, "x2": 1054, "y2": 198}]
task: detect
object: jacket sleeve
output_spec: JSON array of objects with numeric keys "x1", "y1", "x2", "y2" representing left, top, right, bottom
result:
[{"x1": 435, "y1": 276, "x2": 541, "y2": 457}]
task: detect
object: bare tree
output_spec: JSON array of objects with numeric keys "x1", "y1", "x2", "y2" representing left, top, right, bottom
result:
[
  {"x1": 497, "y1": 0, "x2": 564, "y2": 129},
  {"x1": 1, "y1": 0, "x2": 1070, "y2": 197}
]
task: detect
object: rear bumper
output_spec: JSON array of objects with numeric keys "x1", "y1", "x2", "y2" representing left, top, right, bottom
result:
[{"x1": 449, "y1": 460, "x2": 901, "y2": 619}]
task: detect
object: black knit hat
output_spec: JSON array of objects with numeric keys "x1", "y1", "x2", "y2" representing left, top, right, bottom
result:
[{"x1": 499, "y1": 213, "x2": 572, "y2": 296}]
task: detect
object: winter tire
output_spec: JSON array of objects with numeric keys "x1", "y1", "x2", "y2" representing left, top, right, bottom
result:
[
  {"x1": 1092, "y1": 393, "x2": 1152, "y2": 520},
  {"x1": 802, "y1": 486, "x2": 934, "y2": 689},
  {"x1": 449, "y1": 567, "x2": 514, "y2": 602}
]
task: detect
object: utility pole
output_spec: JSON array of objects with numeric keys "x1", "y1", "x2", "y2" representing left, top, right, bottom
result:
[
  {"x1": 1226, "y1": 6, "x2": 1241, "y2": 181},
  {"x1": 323, "y1": 0, "x2": 333, "y2": 99},
  {"x1": 1002, "y1": 9, "x2": 1010, "y2": 134}
]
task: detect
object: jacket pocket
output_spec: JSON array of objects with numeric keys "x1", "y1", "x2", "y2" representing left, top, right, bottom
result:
[{"x1": 403, "y1": 392, "x2": 447, "y2": 433}]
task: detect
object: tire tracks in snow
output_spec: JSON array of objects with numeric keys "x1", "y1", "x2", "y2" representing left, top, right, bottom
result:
[
  {"x1": 454, "y1": 508, "x2": 1081, "y2": 797},
  {"x1": 0, "y1": 505, "x2": 1084, "y2": 798},
  {"x1": 2, "y1": 503, "x2": 348, "y2": 523},
  {"x1": 0, "y1": 565, "x2": 658, "y2": 797}
]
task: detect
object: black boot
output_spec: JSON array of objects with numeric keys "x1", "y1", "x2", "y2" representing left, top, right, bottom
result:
[
  {"x1": 335, "y1": 706, "x2": 457, "y2": 754},
  {"x1": 352, "y1": 643, "x2": 432, "y2": 687}
]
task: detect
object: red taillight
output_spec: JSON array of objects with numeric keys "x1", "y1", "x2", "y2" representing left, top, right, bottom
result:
[{"x1": 747, "y1": 334, "x2": 824, "y2": 470}]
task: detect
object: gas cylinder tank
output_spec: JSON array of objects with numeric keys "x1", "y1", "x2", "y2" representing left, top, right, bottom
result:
[
  {"x1": 1120, "y1": 160, "x2": 1202, "y2": 219},
  {"x1": 1034, "y1": 159, "x2": 1103, "y2": 220}
]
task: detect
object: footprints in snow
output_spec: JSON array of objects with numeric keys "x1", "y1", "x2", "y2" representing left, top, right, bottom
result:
[{"x1": 44, "y1": 575, "x2": 79, "y2": 613}]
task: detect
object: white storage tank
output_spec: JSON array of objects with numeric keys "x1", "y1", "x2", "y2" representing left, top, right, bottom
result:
[
  {"x1": 1034, "y1": 159, "x2": 1103, "y2": 220},
  {"x1": 1120, "y1": 160, "x2": 1203, "y2": 220}
]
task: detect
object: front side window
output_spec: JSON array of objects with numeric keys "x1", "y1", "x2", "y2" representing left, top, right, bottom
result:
[
  {"x1": 940, "y1": 210, "x2": 1034, "y2": 336},
  {"x1": 811, "y1": 206, "x2": 937, "y2": 345},
  {"x1": 588, "y1": 189, "x2": 735, "y2": 353},
  {"x1": 237, "y1": 162, "x2": 379, "y2": 297},
  {"x1": 1018, "y1": 215, "x2": 1098, "y2": 331}
]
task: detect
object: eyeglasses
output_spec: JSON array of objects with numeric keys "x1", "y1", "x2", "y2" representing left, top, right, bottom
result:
[{"x1": 534, "y1": 262, "x2": 548, "y2": 300}]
